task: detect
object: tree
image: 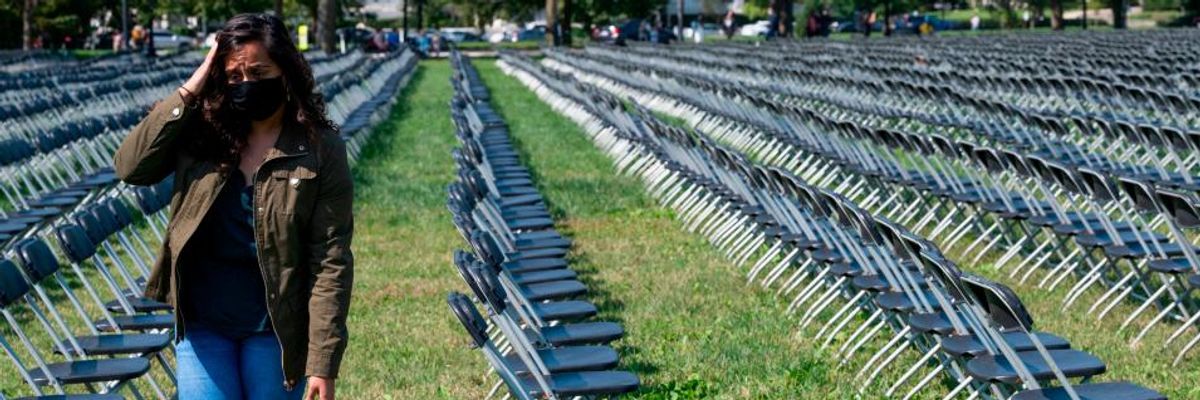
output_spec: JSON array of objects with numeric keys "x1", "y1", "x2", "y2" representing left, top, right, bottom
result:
[
  {"x1": 545, "y1": 0, "x2": 556, "y2": 45},
  {"x1": 1050, "y1": 0, "x2": 1064, "y2": 29},
  {"x1": 560, "y1": 0, "x2": 571, "y2": 45},
  {"x1": 318, "y1": 0, "x2": 335, "y2": 52},
  {"x1": 1109, "y1": 0, "x2": 1127, "y2": 28},
  {"x1": 21, "y1": 0, "x2": 34, "y2": 49}
]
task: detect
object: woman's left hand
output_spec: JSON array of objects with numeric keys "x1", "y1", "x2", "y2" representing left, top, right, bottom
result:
[{"x1": 304, "y1": 376, "x2": 335, "y2": 400}]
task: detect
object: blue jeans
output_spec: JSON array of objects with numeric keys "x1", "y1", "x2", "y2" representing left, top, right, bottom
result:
[{"x1": 176, "y1": 325, "x2": 305, "y2": 400}]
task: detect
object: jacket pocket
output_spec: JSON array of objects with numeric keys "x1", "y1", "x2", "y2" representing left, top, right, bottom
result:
[{"x1": 268, "y1": 167, "x2": 317, "y2": 217}]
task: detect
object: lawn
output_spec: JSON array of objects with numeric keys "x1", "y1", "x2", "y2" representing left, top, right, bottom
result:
[
  {"x1": 544, "y1": 56, "x2": 1200, "y2": 399},
  {"x1": 348, "y1": 59, "x2": 860, "y2": 398},
  {"x1": 5, "y1": 51, "x2": 1195, "y2": 399}
]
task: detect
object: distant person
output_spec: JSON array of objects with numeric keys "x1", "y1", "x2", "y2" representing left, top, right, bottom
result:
[
  {"x1": 114, "y1": 13, "x2": 353, "y2": 400},
  {"x1": 970, "y1": 14, "x2": 981, "y2": 31},
  {"x1": 723, "y1": 10, "x2": 736, "y2": 39},
  {"x1": 1023, "y1": 11, "x2": 1031, "y2": 28},
  {"x1": 766, "y1": 6, "x2": 779, "y2": 39},
  {"x1": 919, "y1": 21, "x2": 934, "y2": 36},
  {"x1": 416, "y1": 30, "x2": 431, "y2": 57},
  {"x1": 131, "y1": 24, "x2": 145, "y2": 50}
]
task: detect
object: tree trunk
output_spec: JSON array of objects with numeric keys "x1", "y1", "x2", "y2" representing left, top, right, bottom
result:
[
  {"x1": 884, "y1": 0, "x2": 892, "y2": 35},
  {"x1": 561, "y1": 0, "x2": 573, "y2": 46},
  {"x1": 402, "y1": 0, "x2": 409, "y2": 40},
  {"x1": 546, "y1": 0, "x2": 557, "y2": 46},
  {"x1": 318, "y1": 0, "x2": 337, "y2": 53},
  {"x1": 1111, "y1": 0, "x2": 1127, "y2": 28},
  {"x1": 22, "y1": 0, "x2": 35, "y2": 50},
  {"x1": 275, "y1": 0, "x2": 284, "y2": 17},
  {"x1": 416, "y1": 0, "x2": 424, "y2": 30},
  {"x1": 1050, "y1": 0, "x2": 1064, "y2": 29},
  {"x1": 678, "y1": 0, "x2": 685, "y2": 38}
]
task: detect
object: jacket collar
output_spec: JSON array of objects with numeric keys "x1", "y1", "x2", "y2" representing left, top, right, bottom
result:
[{"x1": 266, "y1": 119, "x2": 311, "y2": 160}]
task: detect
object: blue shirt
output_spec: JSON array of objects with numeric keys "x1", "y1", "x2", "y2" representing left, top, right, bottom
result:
[{"x1": 181, "y1": 171, "x2": 271, "y2": 339}]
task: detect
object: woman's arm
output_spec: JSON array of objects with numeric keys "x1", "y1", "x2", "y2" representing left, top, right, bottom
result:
[
  {"x1": 113, "y1": 46, "x2": 216, "y2": 185},
  {"x1": 305, "y1": 137, "x2": 355, "y2": 381}
]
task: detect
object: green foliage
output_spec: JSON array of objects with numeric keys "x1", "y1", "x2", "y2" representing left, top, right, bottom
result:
[{"x1": 1142, "y1": 0, "x2": 1180, "y2": 11}]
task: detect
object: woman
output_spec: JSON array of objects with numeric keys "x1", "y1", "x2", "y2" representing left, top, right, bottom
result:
[{"x1": 114, "y1": 13, "x2": 353, "y2": 400}]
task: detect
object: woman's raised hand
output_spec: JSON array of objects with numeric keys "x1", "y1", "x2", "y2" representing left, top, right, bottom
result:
[{"x1": 179, "y1": 44, "x2": 219, "y2": 99}]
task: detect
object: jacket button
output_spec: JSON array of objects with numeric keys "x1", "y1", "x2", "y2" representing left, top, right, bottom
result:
[
  {"x1": 298, "y1": 145, "x2": 305, "y2": 151},
  {"x1": 171, "y1": 107, "x2": 181, "y2": 117}
]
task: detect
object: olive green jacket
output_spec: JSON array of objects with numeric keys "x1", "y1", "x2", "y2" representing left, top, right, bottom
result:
[{"x1": 113, "y1": 92, "x2": 354, "y2": 388}]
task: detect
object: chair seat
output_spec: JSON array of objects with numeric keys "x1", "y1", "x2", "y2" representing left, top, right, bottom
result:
[
  {"x1": 531, "y1": 300, "x2": 597, "y2": 322},
  {"x1": 28, "y1": 357, "x2": 151, "y2": 385},
  {"x1": 511, "y1": 268, "x2": 577, "y2": 285},
  {"x1": 510, "y1": 247, "x2": 569, "y2": 260},
  {"x1": 966, "y1": 349, "x2": 1106, "y2": 384},
  {"x1": 1011, "y1": 381, "x2": 1166, "y2": 400},
  {"x1": 0, "y1": 222, "x2": 28, "y2": 234},
  {"x1": 507, "y1": 345, "x2": 619, "y2": 373},
  {"x1": 15, "y1": 395, "x2": 126, "y2": 400},
  {"x1": 57, "y1": 333, "x2": 171, "y2": 356},
  {"x1": 811, "y1": 248, "x2": 846, "y2": 264},
  {"x1": 1075, "y1": 230, "x2": 1166, "y2": 248},
  {"x1": 515, "y1": 236, "x2": 572, "y2": 251},
  {"x1": 505, "y1": 216, "x2": 555, "y2": 231},
  {"x1": 522, "y1": 280, "x2": 587, "y2": 301},
  {"x1": 853, "y1": 274, "x2": 928, "y2": 293},
  {"x1": 542, "y1": 322, "x2": 625, "y2": 346},
  {"x1": 104, "y1": 296, "x2": 173, "y2": 313},
  {"x1": 501, "y1": 208, "x2": 551, "y2": 221},
  {"x1": 94, "y1": 313, "x2": 174, "y2": 332},
  {"x1": 1148, "y1": 258, "x2": 1197, "y2": 274},
  {"x1": 502, "y1": 257, "x2": 569, "y2": 274},
  {"x1": 1105, "y1": 241, "x2": 1192, "y2": 259},
  {"x1": 526, "y1": 371, "x2": 641, "y2": 398},
  {"x1": 875, "y1": 290, "x2": 940, "y2": 313},
  {"x1": 907, "y1": 312, "x2": 955, "y2": 335},
  {"x1": 941, "y1": 331, "x2": 1071, "y2": 358}
]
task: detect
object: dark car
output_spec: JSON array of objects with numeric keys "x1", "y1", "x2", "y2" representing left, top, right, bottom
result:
[
  {"x1": 517, "y1": 25, "x2": 546, "y2": 42},
  {"x1": 593, "y1": 19, "x2": 648, "y2": 44}
]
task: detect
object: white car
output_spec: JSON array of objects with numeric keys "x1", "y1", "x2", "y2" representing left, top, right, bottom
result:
[
  {"x1": 152, "y1": 32, "x2": 193, "y2": 52},
  {"x1": 739, "y1": 20, "x2": 771, "y2": 36}
]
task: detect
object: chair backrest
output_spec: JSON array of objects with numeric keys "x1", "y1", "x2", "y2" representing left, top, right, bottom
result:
[
  {"x1": 468, "y1": 264, "x2": 509, "y2": 315},
  {"x1": 89, "y1": 203, "x2": 124, "y2": 235},
  {"x1": 0, "y1": 259, "x2": 31, "y2": 308},
  {"x1": 446, "y1": 292, "x2": 488, "y2": 348},
  {"x1": 13, "y1": 238, "x2": 60, "y2": 283},
  {"x1": 959, "y1": 273, "x2": 1035, "y2": 331},
  {"x1": 1077, "y1": 167, "x2": 1118, "y2": 202},
  {"x1": 104, "y1": 198, "x2": 134, "y2": 229},
  {"x1": 55, "y1": 224, "x2": 97, "y2": 264},
  {"x1": 1117, "y1": 176, "x2": 1161, "y2": 214},
  {"x1": 70, "y1": 211, "x2": 108, "y2": 246},
  {"x1": 469, "y1": 230, "x2": 505, "y2": 267},
  {"x1": 1155, "y1": 189, "x2": 1200, "y2": 228}
]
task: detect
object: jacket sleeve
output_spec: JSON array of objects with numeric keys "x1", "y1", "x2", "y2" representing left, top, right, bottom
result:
[
  {"x1": 305, "y1": 137, "x2": 355, "y2": 379},
  {"x1": 113, "y1": 92, "x2": 195, "y2": 185}
]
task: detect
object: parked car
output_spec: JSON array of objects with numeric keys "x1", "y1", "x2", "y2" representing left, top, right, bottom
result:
[
  {"x1": 151, "y1": 31, "x2": 192, "y2": 52},
  {"x1": 516, "y1": 25, "x2": 546, "y2": 42},
  {"x1": 739, "y1": 20, "x2": 771, "y2": 36},
  {"x1": 442, "y1": 28, "x2": 482, "y2": 43},
  {"x1": 682, "y1": 23, "x2": 722, "y2": 40}
]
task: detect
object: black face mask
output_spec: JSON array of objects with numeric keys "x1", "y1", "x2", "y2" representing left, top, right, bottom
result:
[{"x1": 228, "y1": 76, "x2": 285, "y2": 121}]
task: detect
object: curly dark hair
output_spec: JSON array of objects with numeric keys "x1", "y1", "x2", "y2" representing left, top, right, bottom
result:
[{"x1": 192, "y1": 13, "x2": 336, "y2": 167}]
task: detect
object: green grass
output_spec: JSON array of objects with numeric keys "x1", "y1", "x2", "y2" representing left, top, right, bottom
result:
[
  {"x1": 352, "y1": 58, "x2": 867, "y2": 398},
  {"x1": 334, "y1": 62, "x2": 484, "y2": 398}
]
